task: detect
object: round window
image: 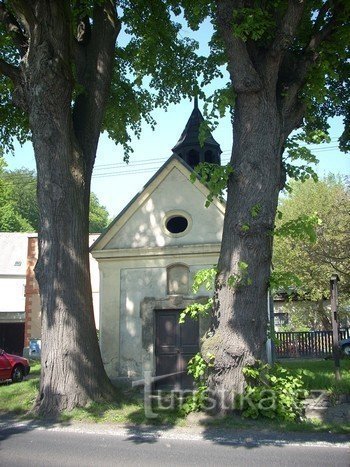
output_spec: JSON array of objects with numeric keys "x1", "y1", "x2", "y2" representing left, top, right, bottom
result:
[
  {"x1": 166, "y1": 215, "x2": 188, "y2": 234},
  {"x1": 163, "y1": 211, "x2": 192, "y2": 237}
]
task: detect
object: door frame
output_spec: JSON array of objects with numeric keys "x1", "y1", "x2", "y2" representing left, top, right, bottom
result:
[
  {"x1": 140, "y1": 295, "x2": 211, "y2": 380},
  {"x1": 154, "y1": 308, "x2": 200, "y2": 390}
]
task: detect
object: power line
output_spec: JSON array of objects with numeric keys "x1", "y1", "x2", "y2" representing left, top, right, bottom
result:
[{"x1": 92, "y1": 139, "x2": 342, "y2": 171}]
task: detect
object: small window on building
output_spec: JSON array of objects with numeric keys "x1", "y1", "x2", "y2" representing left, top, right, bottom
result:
[
  {"x1": 187, "y1": 149, "x2": 200, "y2": 167},
  {"x1": 166, "y1": 216, "x2": 188, "y2": 234},
  {"x1": 205, "y1": 150, "x2": 215, "y2": 164},
  {"x1": 162, "y1": 211, "x2": 192, "y2": 238}
]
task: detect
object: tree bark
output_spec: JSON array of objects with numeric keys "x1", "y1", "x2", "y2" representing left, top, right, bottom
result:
[
  {"x1": 8, "y1": 1, "x2": 119, "y2": 415},
  {"x1": 202, "y1": 89, "x2": 284, "y2": 412},
  {"x1": 203, "y1": 0, "x2": 343, "y2": 414}
]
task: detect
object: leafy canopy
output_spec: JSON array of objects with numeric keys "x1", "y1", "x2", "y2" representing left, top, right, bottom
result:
[
  {"x1": 177, "y1": 0, "x2": 350, "y2": 170},
  {"x1": 0, "y1": 1, "x2": 206, "y2": 158},
  {"x1": 0, "y1": 160, "x2": 32, "y2": 231},
  {"x1": 272, "y1": 176, "x2": 350, "y2": 329}
]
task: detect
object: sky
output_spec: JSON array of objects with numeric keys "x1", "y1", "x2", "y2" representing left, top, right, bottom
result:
[{"x1": 3, "y1": 105, "x2": 349, "y2": 220}]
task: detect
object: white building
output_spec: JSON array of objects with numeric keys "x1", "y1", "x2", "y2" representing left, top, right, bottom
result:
[{"x1": 91, "y1": 101, "x2": 225, "y2": 388}]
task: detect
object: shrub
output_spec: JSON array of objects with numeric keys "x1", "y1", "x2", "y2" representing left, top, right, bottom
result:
[
  {"x1": 181, "y1": 352, "x2": 214, "y2": 414},
  {"x1": 238, "y1": 362, "x2": 308, "y2": 421}
]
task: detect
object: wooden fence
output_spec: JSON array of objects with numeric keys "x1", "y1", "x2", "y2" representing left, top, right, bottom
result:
[{"x1": 275, "y1": 328, "x2": 350, "y2": 358}]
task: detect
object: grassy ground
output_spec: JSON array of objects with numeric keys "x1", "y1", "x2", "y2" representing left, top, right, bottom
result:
[
  {"x1": 0, "y1": 358, "x2": 349, "y2": 434},
  {"x1": 0, "y1": 361, "x2": 40, "y2": 414},
  {"x1": 280, "y1": 358, "x2": 350, "y2": 395}
]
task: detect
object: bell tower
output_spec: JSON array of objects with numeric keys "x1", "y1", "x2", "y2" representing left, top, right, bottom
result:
[{"x1": 172, "y1": 97, "x2": 222, "y2": 169}]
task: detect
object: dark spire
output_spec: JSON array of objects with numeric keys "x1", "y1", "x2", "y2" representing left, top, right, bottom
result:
[{"x1": 172, "y1": 99, "x2": 222, "y2": 169}]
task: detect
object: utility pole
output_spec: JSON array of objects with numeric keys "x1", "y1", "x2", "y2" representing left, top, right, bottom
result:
[{"x1": 330, "y1": 274, "x2": 341, "y2": 381}]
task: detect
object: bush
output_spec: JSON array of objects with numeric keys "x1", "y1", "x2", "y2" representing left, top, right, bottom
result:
[
  {"x1": 238, "y1": 362, "x2": 308, "y2": 421},
  {"x1": 181, "y1": 352, "x2": 214, "y2": 414}
]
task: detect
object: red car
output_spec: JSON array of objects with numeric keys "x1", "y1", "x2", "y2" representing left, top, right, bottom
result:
[{"x1": 0, "y1": 349, "x2": 30, "y2": 383}]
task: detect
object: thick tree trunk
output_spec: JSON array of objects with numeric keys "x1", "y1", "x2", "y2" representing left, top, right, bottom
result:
[
  {"x1": 33, "y1": 142, "x2": 115, "y2": 414},
  {"x1": 30, "y1": 78, "x2": 115, "y2": 416},
  {"x1": 202, "y1": 92, "x2": 284, "y2": 412},
  {"x1": 18, "y1": 3, "x2": 117, "y2": 415}
]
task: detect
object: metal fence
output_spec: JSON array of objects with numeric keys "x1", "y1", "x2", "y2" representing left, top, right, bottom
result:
[{"x1": 275, "y1": 328, "x2": 350, "y2": 358}]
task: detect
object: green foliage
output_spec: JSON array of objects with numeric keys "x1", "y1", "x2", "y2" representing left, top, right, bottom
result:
[
  {"x1": 1, "y1": 168, "x2": 39, "y2": 230},
  {"x1": 187, "y1": 352, "x2": 215, "y2": 380},
  {"x1": 89, "y1": 193, "x2": 110, "y2": 233},
  {"x1": 179, "y1": 267, "x2": 216, "y2": 324},
  {"x1": 231, "y1": 7, "x2": 275, "y2": 42},
  {"x1": 181, "y1": 352, "x2": 214, "y2": 414},
  {"x1": 0, "y1": 77, "x2": 30, "y2": 154},
  {"x1": 250, "y1": 203, "x2": 262, "y2": 219},
  {"x1": 177, "y1": 265, "x2": 216, "y2": 414},
  {"x1": 273, "y1": 176, "x2": 350, "y2": 303},
  {"x1": 179, "y1": 298, "x2": 213, "y2": 324},
  {"x1": 200, "y1": 85, "x2": 235, "y2": 130},
  {"x1": 182, "y1": 1, "x2": 350, "y2": 167},
  {"x1": 0, "y1": 160, "x2": 33, "y2": 232},
  {"x1": 274, "y1": 213, "x2": 321, "y2": 243},
  {"x1": 190, "y1": 162, "x2": 233, "y2": 207},
  {"x1": 283, "y1": 136, "x2": 319, "y2": 184},
  {"x1": 281, "y1": 359, "x2": 350, "y2": 397},
  {"x1": 191, "y1": 267, "x2": 217, "y2": 293},
  {"x1": 181, "y1": 384, "x2": 208, "y2": 415},
  {"x1": 0, "y1": 2, "x2": 206, "y2": 157},
  {"x1": 227, "y1": 261, "x2": 252, "y2": 289},
  {"x1": 268, "y1": 271, "x2": 301, "y2": 294},
  {"x1": 239, "y1": 362, "x2": 307, "y2": 421},
  {"x1": 0, "y1": 162, "x2": 109, "y2": 233}
]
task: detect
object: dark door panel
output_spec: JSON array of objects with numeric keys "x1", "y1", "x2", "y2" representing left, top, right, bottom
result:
[{"x1": 155, "y1": 310, "x2": 199, "y2": 390}]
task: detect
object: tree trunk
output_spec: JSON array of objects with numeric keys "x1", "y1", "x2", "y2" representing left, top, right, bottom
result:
[
  {"x1": 33, "y1": 138, "x2": 115, "y2": 414},
  {"x1": 202, "y1": 91, "x2": 284, "y2": 412},
  {"x1": 19, "y1": 3, "x2": 117, "y2": 415}
]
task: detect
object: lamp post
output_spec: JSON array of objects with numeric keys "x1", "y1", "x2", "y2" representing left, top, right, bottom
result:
[{"x1": 330, "y1": 274, "x2": 340, "y2": 381}]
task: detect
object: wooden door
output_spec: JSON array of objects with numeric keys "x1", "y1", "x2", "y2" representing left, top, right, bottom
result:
[{"x1": 155, "y1": 309, "x2": 199, "y2": 390}]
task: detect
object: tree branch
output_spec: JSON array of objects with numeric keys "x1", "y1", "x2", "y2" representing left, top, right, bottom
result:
[
  {"x1": 216, "y1": 0, "x2": 262, "y2": 93},
  {"x1": 0, "y1": 2, "x2": 28, "y2": 57},
  {"x1": 9, "y1": 0, "x2": 37, "y2": 36},
  {"x1": 0, "y1": 57, "x2": 27, "y2": 109},
  {"x1": 306, "y1": 5, "x2": 340, "y2": 52},
  {"x1": 0, "y1": 57, "x2": 20, "y2": 82},
  {"x1": 312, "y1": 0, "x2": 331, "y2": 33},
  {"x1": 271, "y1": 0, "x2": 305, "y2": 54},
  {"x1": 279, "y1": 2, "x2": 343, "y2": 130},
  {"x1": 72, "y1": 1, "x2": 120, "y2": 173}
]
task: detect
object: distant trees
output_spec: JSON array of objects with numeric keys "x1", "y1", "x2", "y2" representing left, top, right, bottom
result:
[
  {"x1": 0, "y1": 165, "x2": 109, "y2": 233},
  {"x1": 273, "y1": 176, "x2": 350, "y2": 330},
  {"x1": 89, "y1": 193, "x2": 110, "y2": 233},
  {"x1": 0, "y1": 160, "x2": 32, "y2": 231}
]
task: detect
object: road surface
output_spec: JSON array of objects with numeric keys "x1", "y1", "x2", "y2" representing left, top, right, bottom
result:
[{"x1": 0, "y1": 420, "x2": 349, "y2": 466}]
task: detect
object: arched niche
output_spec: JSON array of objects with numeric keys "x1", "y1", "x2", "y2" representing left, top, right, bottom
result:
[{"x1": 167, "y1": 263, "x2": 189, "y2": 295}]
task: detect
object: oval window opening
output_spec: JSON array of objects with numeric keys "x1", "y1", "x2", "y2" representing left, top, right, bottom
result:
[{"x1": 166, "y1": 216, "x2": 188, "y2": 234}]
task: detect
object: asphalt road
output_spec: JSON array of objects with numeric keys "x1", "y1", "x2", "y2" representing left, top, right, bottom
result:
[{"x1": 0, "y1": 421, "x2": 349, "y2": 467}]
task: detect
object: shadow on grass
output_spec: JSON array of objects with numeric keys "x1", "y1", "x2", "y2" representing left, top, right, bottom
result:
[{"x1": 1, "y1": 371, "x2": 349, "y2": 449}]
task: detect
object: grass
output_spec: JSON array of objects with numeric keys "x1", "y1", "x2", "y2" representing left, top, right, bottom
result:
[
  {"x1": 280, "y1": 358, "x2": 350, "y2": 396},
  {"x1": 0, "y1": 361, "x2": 40, "y2": 415},
  {"x1": 0, "y1": 358, "x2": 349, "y2": 434}
]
